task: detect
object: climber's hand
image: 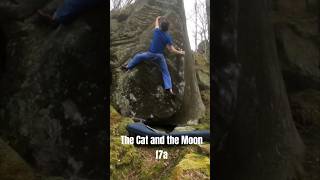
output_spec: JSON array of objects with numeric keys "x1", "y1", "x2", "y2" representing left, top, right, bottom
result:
[
  {"x1": 177, "y1": 48, "x2": 185, "y2": 55},
  {"x1": 167, "y1": 45, "x2": 185, "y2": 55},
  {"x1": 155, "y1": 16, "x2": 161, "y2": 28}
]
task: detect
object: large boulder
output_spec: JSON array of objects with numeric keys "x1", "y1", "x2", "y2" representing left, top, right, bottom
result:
[
  {"x1": 275, "y1": 23, "x2": 320, "y2": 91},
  {"x1": 195, "y1": 53, "x2": 210, "y2": 90},
  {"x1": 274, "y1": 0, "x2": 319, "y2": 92},
  {"x1": 197, "y1": 40, "x2": 209, "y2": 56},
  {"x1": 0, "y1": 0, "x2": 49, "y2": 20},
  {"x1": 110, "y1": 0, "x2": 204, "y2": 123},
  {"x1": 0, "y1": 1, "x2": 106, "y2": 179}
]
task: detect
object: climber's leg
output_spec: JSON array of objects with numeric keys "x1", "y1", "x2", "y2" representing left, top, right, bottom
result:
[
  {"x1": 126, "y1": 52, "x2": 154, "y2": 70},
  {"x1": 53, "y1": 0, "x2": 104, "y2": 24},
  {"x1": 153, "y1": 54, "x2": 172, "y2": 90}
]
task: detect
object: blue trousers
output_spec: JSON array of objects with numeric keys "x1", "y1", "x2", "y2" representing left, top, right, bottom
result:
[
  {"x1": 127, "y1": 52, "x2": 173, "y2": 90},
  {"x1": 54, "y1": 0, "x2": 105, "y2": 24}
]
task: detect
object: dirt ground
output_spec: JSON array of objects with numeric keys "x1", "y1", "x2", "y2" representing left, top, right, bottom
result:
[{"x1": 297, "y1": 125, "x2": 320, "y2": 180}]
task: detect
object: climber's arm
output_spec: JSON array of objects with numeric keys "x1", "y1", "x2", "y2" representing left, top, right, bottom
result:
[
  {"x1": 155, "y1": 16, "x2": 161, "y2": 29},
  {"x1": 167, "y1": 45, "x2": 185, "y2": 55}
]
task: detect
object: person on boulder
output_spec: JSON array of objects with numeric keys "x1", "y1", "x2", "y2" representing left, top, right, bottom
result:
[
  {"x1": 37, "y1": 0, "x2": 105, "y2": 26},
  {"x1": 122, "y1": 16, "x2": 185, "y2": 95}
]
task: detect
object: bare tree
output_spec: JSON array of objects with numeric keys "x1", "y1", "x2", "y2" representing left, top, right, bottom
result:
[
  {"x1": 187, "y1": 0, "x2": 208, "y2": 53},
  {"x1": 206, "y1": 0, "x2": 210, "y2": 60},
  {"x1": 178, "y1": 0, "x2": 206, "y2": 123},
  {"x1": 192, "y1": 0, "x2": 208, "y2": 57},
  {"x1": 194, "y1": 0, "x2": 198, "y2": 51},
  {"x1": 206, "y1": 0, "x2": 210, "y2": 38},
  {"x1": 198, "y1": 0, "x2": 208, "y2": 56},
  {"x1": 111, "y1": 0, "x2": 121, "y2": 9}
]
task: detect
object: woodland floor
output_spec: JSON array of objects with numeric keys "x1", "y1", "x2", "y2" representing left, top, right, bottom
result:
[{"x1": 297, "y1": 124, "x2": 320, "y2": 180}]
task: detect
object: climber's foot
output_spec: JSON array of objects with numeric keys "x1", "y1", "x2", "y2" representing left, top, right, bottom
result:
[
  {"x1": 121, "y1": 64, "x2": 129, "y2": 72},
  {"x1": 37, "y1": 10, "x2": 54, "y2": 22},
  {"x1": 166, "y1": 89, "x2": 176, "y2": 97},
  {"x1": 37, "y1": 10, "x2": 59, "y2": 27}
]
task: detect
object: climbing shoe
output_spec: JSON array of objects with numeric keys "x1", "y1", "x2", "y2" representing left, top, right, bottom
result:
[
  {"x1": 165, "y1": 89, "x2": 176, "y2": 98},
  {"x1": 121, "y1": 64, "x2": 129, "y2": 72},
  {"x1": 37, "y1": 10, "x2": 59, "y2": 28}
]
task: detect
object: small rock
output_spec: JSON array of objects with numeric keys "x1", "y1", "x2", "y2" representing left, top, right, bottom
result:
[{"x1": 172, "y1": 126, "x2": 196, "y2": 132}]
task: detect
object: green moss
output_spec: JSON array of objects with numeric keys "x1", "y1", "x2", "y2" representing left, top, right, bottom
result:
[
  {"x1": 176, "y1": 153, "x2": 210, "y2": 173},
  {"x1": 110, "y1": 106, "x2": 122, "y2": 124},
  {"x1": 140, "y1": 161, "x2": 167, "y2": 179},
  {"x1": 138, "y1": 146, "x2": 197, "y2": 180},
  {"x1": 110, "y1": 106, "x2": 141, "y2": 179},
  {"x1": 110, "y1": 137, "x2": 142, "y2": 180},
  {"x1": 109, "y1": 106, "x2": 211, "y2": 180},
  {"x1": 191, "y1": 123, "x2": 210, "y2": 130},
  {"x1": 170, "y1": 153, "x2": 210, "y2": 179},
  {"x1": 197, "y1": 144, "x2": 210, "y2": 155},
  {"x1": 111, "y1": 117, "x2": 134, "y2": 136},
  {"x1": 199, "y1": 88, "x2": 210, "y2": 127},
  {"x1": 110, "y1": 105, "x2": 134, "y2": 136}
]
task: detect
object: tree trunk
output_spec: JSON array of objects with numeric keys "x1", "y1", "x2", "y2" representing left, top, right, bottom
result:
[
  {"x1": 206, "y1": 0, "x2": 210, "y2": 60},
  {"x1": 194, "y1": 0, "x2": 198, "y2": 51},
  {"x1": 213, "y1": 0, "x2": 305, "y2": 179},
  {"x1": 176, "y1": 0, "x2": 205, "y2": 123}
]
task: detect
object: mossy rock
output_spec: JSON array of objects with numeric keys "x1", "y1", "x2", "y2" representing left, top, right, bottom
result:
[
  {"x1": 0, "y1": 138, "x2": 36, "y2": 180},
  {"x1": 110, "y1": 105, "x2": 211, "y2": 180},
  {"x1": 110, "y1": 105, "x2": 134, "y2": 136},
  {"x1": 197, "y1": 144, "x2": 210, "y2": 155},
  {"x1": 110, "y1": 106, "x2": 141, "y2": 179},
  {"x1": 198, "y1": 90, "x2": 210, "y2": 126},
  {"x1": 110, "y1": 106, "x2": 123, "y2": 125},
  {"x1": 110, "y1": 137, "x2": 142, "y2": 180},
  {"x1": 170, "y1": 153, "x2": 210, "y2": 180},
  {"x1": 190, "y1": 122, "x2": 210, "y2": 131},
  {"x1": 138, "y1": 146, "x2": 199, "y2": 180},
  {"x1": 197, "y1": 70, "x2": 210, "y2": 90},
  {"x1": 194, "y1": 53, "x2": 210, "y2": 91},
  {"x1": 194, "y1": 53, "x2": 208, "y2": 67}
]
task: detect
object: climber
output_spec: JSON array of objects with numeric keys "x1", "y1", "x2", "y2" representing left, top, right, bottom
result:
[
  {"x1": 37, "y1": 0, "x2": 105, "y2": 26},
  {"x1": 121, "y1": 16, "x2": 185, "y2": 95}
]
